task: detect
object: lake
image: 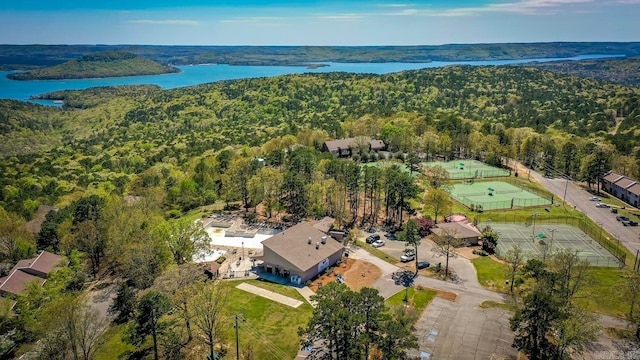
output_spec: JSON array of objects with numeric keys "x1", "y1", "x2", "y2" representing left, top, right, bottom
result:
[{"x1": 0, "y1": 54, "x2": 624, "y2": 105}]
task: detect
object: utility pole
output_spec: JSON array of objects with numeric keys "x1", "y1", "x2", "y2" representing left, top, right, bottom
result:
[{"x1": 232, "y1": 313, "x2": 245, "y2": 360}]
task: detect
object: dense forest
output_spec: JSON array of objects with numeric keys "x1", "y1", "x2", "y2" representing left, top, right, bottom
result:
[
  {"x1": 1, "y1": 62, "x2": 640, "y2": 358},
  {"x1": 522, "y1": 56, "x2": 640, "y2": 87},
  {"x1": 2, "y1": 42, "x2": 640, "y2": 69},
  {"x1": 6, "y1": 51, "x2": 179, "y2": 80}
]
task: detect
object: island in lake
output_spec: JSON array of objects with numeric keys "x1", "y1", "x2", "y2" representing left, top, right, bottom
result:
[{"x1": 6, "y1": 51, "x2": 180, "y2": 80}]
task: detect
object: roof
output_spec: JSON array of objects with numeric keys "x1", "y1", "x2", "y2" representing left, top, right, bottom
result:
[
  {"x1": 628, "y1": 183, "x2": 640, "y2": 196},
  {"x1": 324, "y1": 138, "x2": 357, "y2": 153},
  {"x1": 616, "y1": 177, "x2": 636, "y2": 189},
  {"x1": 25, "y1": 251, "x2": 64, "y2": 275},
  {"x1": 604, "y1": 172, "x2": 624, "y2": 184},
  {"x1": 0, "y1": 269, "x2": 46, "y2": 296},
  {"x1": 323, "y1": 137, "x2": 385, "y2": 153},
  {"x1": 262, "y1": 222, "x2": 344, "y2": 273},
  {"x1": 311, "y1": 216, "x2": 335, "y2": 234},
  {"x1": 370, "y1": 139, "x2": 385, "y2": 150},
  {"x1": 24, "y1": 205, "x2": 58, "y2": 234},
  {"x1": 431, "y1": 222, "x2": 481, "y2": 239},
  {"x1": 0, "y1": 251, "x2": 63, "y2": 297}
]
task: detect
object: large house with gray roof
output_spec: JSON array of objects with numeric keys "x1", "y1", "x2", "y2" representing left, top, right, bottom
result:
[
  {"x1": 259, "y1": 221, "x2": 344, "y2": 286},
  {"x1": 322, "y1": 137, "x2": 385, "y2": 157},
  {"x1": 603, "y1": 171, "x2": 640, "y2": 207}
]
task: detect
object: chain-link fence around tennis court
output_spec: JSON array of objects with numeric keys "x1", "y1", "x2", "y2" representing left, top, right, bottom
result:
[
  {"x1": 475, "y1": 214, "x2": 626, "y2": 266},
  {"x1": 422, "y1": 159, "x2": 510, "y2": 180},
  {"x1": 452, "y1": 181, "x2": 553, "y2": 210}
]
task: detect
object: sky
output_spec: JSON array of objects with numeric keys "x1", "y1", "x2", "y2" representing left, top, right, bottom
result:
[{"x1": 0, "y1": 0, "x2": 638, "y2": 45}]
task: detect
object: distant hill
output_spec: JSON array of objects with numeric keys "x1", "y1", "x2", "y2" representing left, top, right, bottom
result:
[
  {"x1": 6, "y1": 51, "x2": 180, "y2": 80},
  {"x1": 519, "y1": 56, "x2": 640, "y2": 87}
]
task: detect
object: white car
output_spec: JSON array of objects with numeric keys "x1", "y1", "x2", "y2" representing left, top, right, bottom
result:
[
  {"x1": 589, "y1": 196, "x2": 601, "y2": 202},
  {"x1": 372, "y1": 239, "x2": 386, "y2": 248},
  {"x1": 400, "y1": 251, "x2": 415, "y2": 262}
]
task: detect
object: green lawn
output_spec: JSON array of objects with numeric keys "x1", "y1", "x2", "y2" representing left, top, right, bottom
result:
[
  {"x1": 576, "y1": 267, "x2": 629, "y2": 317},
  {"x1": 95, "y1": 324, "x2": 135, "y2": 360},
  {"x1": 95, "y1": 280, "x2": 313, "y2": 360},
  {"x1": 471, "y1": 255, "x2": 630, "y2": 318},
  {"x1": 471, "y1": 256, "x2": 510, "y2": 293},
  {"x1": 386, "y1": 286, "x2": 437, "y2": 311},
  {"x1": 224, "y1": 280, "x2": 314, "y2": 360}
]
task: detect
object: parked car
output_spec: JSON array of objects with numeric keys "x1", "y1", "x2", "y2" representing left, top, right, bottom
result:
[
  {"x1": 616, "y1": 215, "x2": 630, "y2": 222},
  {"x1": 372, "y1": 239, "x2": 386, "y2": 248},
  {"x1": 595, "y1": 203, "x2": 610, "y2": 208},
  {"x1": 589, "y1": 196, "x2": 601, "y2": 202},
  {"x1": 625, "y1": 220, "x2": 638, "y2": 227},
  {"x1": 611, "y1": 208, "x2": 618, "y2": 214},
  {"x1": 400, "y1": 251, "x2": 415, "y2": 262},
  {"x1": 385, "y1": 233, "x2": 398, "y2": 241},
  {"x1": 417, "y1": 261, "x2": 430, "y2": 269},
  {"x1": 365, "y1": 234, "x2": 381, "y2": 244}
]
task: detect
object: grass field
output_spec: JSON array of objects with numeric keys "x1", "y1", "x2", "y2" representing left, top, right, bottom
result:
[
  {"x1": 471, "y1": 256, "x2": 629, "y2": 317},
  {"x1": 471, "y1": 256, "x2": 510, "y2": 293},
  {"x1": 386, "y1": 286, "x2": 437, "y2": 311}
]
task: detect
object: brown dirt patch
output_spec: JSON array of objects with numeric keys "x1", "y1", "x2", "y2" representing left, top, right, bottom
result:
[
  {"x1": 309, "y1": 258, "x2": 382, "y2": 292},
  {"x1": 457, "y1": 245, "x2": 480, "y2": 260}
]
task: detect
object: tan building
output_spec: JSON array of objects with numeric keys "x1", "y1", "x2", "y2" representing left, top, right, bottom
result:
[
  {"x1": 431, "y1": 221, "x2": 482, "y2": 246},
  {"x1": 259, "y1": 221, "x2": 344, "y2": 286}
]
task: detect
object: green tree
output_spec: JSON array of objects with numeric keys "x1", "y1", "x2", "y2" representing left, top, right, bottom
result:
[
  {"x1": 129, "y1": 291, "x2": 172, "y2": 360},
  {"x1": 505, "y1": 244, "x2": 525, "y2": 295},
  {"x1": 424, "y1": 188, "x2": 451, "y2": 224},
  {"x1": 157, "y1": 218, "x2": 211, "y2": 265},
  {"x1": 109, "y1": 282, "x2": 137, "y2": 324},
  {"x1": 398, "y1": 219, "x2": 421, "y2": 275}
]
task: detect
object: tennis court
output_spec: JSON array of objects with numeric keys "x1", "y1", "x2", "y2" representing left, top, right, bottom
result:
[
  {"x1": 422, "y1": 159, "x2": 510, "y2": 179},
  {"x1": 450, "y1": 180, "x2": 552, "y2": 210},
  {"x1": 479, "y1": 222, "x2": 622, "y2": 267}
]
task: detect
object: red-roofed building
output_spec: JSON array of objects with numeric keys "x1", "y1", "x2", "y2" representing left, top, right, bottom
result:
[{"x1": 0, "y1": 251, "x2": 64, "y2": 298}]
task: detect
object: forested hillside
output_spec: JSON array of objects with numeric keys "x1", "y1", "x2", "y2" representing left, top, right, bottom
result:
[
  {"x1": 6, "y1": 51, "x2": 179, "y2": 80},
  {"x1": 2, "y1": 42, "x2": 640, "y2": 69},
  {"x1": 522, "y1": 56, "x2": 640, "y2": 87},
  {"x1": 0, "y1": 64, "x2": 639, "y2": 221}
]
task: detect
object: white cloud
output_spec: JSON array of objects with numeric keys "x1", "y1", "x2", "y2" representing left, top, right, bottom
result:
[
  {"x1": 315, "y1": 13, "x2": 365, "y2": 21},
  {"x1": 379, "y1": 0, "x2": 596, "y2": 17},
  {"x1": 129, "y1": 19, "x2": 200, "y2": 26},
  {"x1": 220, "y1": 17, "x2": 282, "y2": 23},
  {"x1": 378, "y1": 3, "x2": 408, "y2": 7}
]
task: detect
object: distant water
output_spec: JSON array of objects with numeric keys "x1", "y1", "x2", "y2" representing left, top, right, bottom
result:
[{"x1": 0, "y1": 54, "x2": 624, "y2": 105}]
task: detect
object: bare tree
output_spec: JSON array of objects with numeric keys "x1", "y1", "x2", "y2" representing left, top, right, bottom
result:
[
  {"x1": 548, "y1": 250, "x2": 591, "y2": 300},
  {"x1": 505, "y1": 244, "x2": 525, "y2": 294},
  {"x1": 433, "y1": 228, "x2": 462, "y2": 279},
  {"x1": 189, "y1": 279, "x2": 231, "y2": 360},
  {"x1": 154, "y1": 263, "x2": 205, "y2": 343},
  {"x1": 40, "y1": 295, "x2": 108, "y2": 360}
]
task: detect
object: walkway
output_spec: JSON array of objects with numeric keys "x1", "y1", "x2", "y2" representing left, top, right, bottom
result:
[{"x1": 235, "y1": 282, "x2": 304, "y2": 308}]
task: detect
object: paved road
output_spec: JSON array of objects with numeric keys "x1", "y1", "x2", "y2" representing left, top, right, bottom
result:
[
  {"x1": 527, "y1": 167, "x2": 640, "y2": 256},
  {"x1": 354, "y1": 239, "x2": 518, "y2": 360}
]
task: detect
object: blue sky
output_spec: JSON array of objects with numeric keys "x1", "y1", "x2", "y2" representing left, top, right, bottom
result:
[{"x1": 0, "y1": 1, "x2": 638, "y2": 45}]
